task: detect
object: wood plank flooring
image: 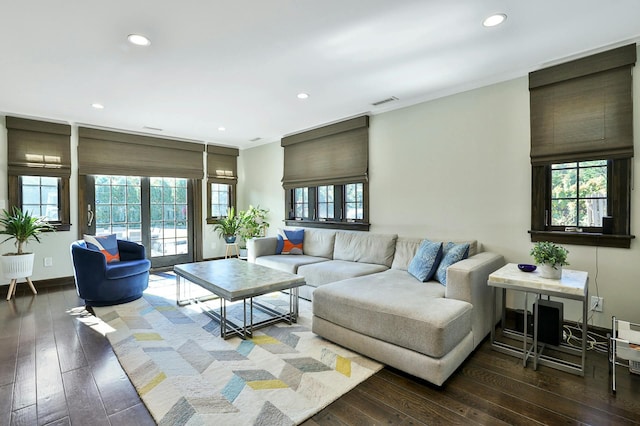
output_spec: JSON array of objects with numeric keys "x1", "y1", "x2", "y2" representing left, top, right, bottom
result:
[{"x1": 1, "y1": 278, "x2": 639, "y2": 425}]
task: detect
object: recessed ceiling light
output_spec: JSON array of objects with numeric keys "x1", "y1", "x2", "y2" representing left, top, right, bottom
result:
[
  {"x1": 218, "y1": 126, "x2": 226, "y2": 131},
  {"x1": 91, "y1": 103, "x2": 104, "y2": 109},
  {"x1": 483, "y1": 13, "x2": 507, "y2": 27},
  {"x1": 127, "y1": 33, "x2": 151, "y2": 46},
  {"x1": 297, "y1": 93, "x2": 309, "y2": 99}
]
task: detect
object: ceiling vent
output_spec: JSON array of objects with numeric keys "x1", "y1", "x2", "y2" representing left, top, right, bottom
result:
[
  {"x1": 249, "y1": 137, "x2": 262, "y2": 142},
  {"x1": 371, "y1": 96, "x2": 398, "y2": 106},
  {"x1": 143, "y1": 126, "x2": 163, "y2": 131}
]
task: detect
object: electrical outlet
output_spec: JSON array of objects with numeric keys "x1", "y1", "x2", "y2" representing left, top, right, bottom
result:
[
  {"x1": 590, "y1": 296, "x2": 603, "y2": 312},
  {"x1": 44, "y1": 257, "x2": 53, "y2": 267}
]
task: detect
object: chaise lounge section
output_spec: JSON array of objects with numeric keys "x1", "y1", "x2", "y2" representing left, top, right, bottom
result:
[{"x1": 248, "y1": 228, "x2": 504, "y2": 385}]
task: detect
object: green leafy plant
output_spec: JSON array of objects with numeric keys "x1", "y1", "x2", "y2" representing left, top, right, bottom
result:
[
  {"x1": 238, "y1": 205, "x2": 269, "y2": 247},
  {"x1": 212, "y1": 207, "x2": 241, "y2": 242},
  {"x1": 0, "y1": 207, "x2": 55, "y2": 255},
  {"x1": 530, "y1": 241, "x2": 569, "y2": 270}
]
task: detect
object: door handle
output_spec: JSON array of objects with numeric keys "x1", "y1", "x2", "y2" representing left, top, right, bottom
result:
[{"x1": 87, "y1": 204, "x2": 94, "y2": 227}]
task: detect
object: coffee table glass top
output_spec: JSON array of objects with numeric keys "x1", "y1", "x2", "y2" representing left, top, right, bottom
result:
[{"x1": 174, "y1": 258, "x2": 305, "y2": 301}]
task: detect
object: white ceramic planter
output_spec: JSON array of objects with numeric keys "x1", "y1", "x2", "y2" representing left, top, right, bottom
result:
[
  {"x1": 1, "y1": 253, "x2": 35, "y2": 279},
  {"x1": 538, "y1": 263, "x2": 562, "y2": 279}
]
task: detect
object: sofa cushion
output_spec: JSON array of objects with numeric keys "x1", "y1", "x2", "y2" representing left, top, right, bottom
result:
[
  {"x1": 255, "y1": 254, "x2": 328, "y2": 274},
  {"x1": 313, "y1": 269, "x2": 471, "y2": 358},
  {"x1": 297, "y1": 260, "x2": 388, "y2": 287},
  {"x1": 392, "y1": 237, "x2": 478, "y2": 270},
  {"x1": 333, "y1": 231, "x2": 397, "y2": 267},
  {"x1": 301, "y1": 228, "x2": 336, "y2": 258},
  {"x1": 408, "y1": 240, "x2": 443, "y2": 282},
  {"x1": 105, "y1": 258, "x2": 151, "y2": 279},
  {"x1": 435, "y1": 242, "x2": 470, "y2": 285}
]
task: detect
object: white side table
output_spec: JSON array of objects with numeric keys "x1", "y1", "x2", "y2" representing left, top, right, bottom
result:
[{"x1": 488, "y1": 263, "x2": 588, "y2": 376}]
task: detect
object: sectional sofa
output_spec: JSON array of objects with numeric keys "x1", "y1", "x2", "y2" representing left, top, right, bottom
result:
[{"x1": 248, "y1": 228, "x2": 504, "y2": 385}]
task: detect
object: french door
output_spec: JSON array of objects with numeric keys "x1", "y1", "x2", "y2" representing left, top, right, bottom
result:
[{"x1": 83, "y1": 175, "x2": 194, "y2": 268}]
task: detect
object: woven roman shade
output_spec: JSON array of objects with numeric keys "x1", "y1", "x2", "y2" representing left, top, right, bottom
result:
[
  {"x1": 529, "y1": 44, "x2": 636, "y2": 165},
  {"x1": 281, "y1": 116, "x2": 369, "y2": 189},
  {"x1": 6, "y1": 117, "x2": 71, "y2": 177},
  {"x1": 207, "y1": 145, "x2": 239, "y2": 184},
  {"x1": 78, "y1": 127, "x2": 205, "y2": 178}
]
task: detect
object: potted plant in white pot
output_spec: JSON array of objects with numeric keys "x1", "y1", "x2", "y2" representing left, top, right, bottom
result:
[
  {"x1": 238, "y1": 205, "x2": 269, "y2": 258},
  {"x1": 0, "y1": 207, "x2": 55, "y2": 298},
  {"x1": 530, "y1": 241, "x2": 569, "y2": 279}
]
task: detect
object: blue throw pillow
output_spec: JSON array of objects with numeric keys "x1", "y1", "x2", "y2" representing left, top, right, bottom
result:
[
  {"x1": 435, "y1": 242, "x2": 470, "y2": 285},
  {"x1": 276, "y1": 234, "x2": 285, "y2": 254},
  {"x1": 84, "y1": 233, "x2": 120, "y2": 263},
  {"x1": 408, "y1": 240, "x2": 443, "y2": 282}
]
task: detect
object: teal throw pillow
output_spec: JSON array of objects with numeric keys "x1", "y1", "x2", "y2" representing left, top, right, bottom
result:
[
  {"x1": 408, "y1": 240, "x2": 443, "y2": 282},
  {"x1": 435, "y1": 242, "x2": 470, "y2": 285}
]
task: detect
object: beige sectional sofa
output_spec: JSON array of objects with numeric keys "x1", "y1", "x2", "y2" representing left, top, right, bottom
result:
[{"x1": 247, "y1": 228, "x2": 504, "y2": 386}]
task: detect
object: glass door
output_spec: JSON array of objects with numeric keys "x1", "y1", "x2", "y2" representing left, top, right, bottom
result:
[{"x1": 88, "y1": 175, "x2": 194, "y2": 268}]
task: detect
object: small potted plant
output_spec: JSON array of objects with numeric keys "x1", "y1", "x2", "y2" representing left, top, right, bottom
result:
[
  {"x1": 212, "y1": 207, "x2": 241, "y2": 243},
  {"x1": 237, "y1": 206, "x2": 269, "y2": 257},
  {"x1": 0, "y1": 206, "x2": 55, "y2": 282},
  {"x1": 530, "y1": 241, "x2": 569, "y2": 279}
]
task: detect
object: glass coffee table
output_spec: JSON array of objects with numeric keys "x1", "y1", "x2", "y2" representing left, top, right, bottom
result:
[{"x1": 174, "y1": 258, "x2": 306, "y2": 339}]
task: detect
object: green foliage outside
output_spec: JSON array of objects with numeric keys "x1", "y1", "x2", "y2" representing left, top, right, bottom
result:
[{"x1": 551, "y1": 161, "x2": 606, "y2": 227}]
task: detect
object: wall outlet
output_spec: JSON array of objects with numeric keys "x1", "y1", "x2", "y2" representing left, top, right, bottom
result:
[
  {"x1": 44, "y1": 257, "x2": 53, "y2": 267},
  {"x1": 590, "y1": 296, "x2": 603, "y2": 312}
]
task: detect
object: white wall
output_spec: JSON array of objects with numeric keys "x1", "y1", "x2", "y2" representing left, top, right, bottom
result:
[{"x1": 239, "y1": 72, "x2": 640, "y2": 328}]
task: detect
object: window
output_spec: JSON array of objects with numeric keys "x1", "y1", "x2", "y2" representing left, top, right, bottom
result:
[
  {"x1": 293, "y1": 187, "x2": 309, "y2": 219},
  {"x1": 345, "y1": 183, "x2": 363, "y2": 220},
  {"x1": 206, "y1": 145, "x2": 239, "y2": 224},
  {"x1": 529, "y1": 44, "x2": 635, "y2": 248},
  {"x1": 317, "y1": 185, "x2": 334, "y2": 220},
  {"x1": 285, "y1": 183, "x2": 368, "y2": 229},
  {"x1": 210, "y1": 183, "x2": 231, "y2": 218},
  {"x1": 550, "y1": 161, "x2": 607, "y2": 230},
  {"x1": 21, "y1": 176, "x2": 60, "y2": 221},
  {"x1": 281, "y1": 116, "x2": 369, "y2": 230},
  {"x1": 6, "y1": 117, "x2": 71, "y2": 231}
]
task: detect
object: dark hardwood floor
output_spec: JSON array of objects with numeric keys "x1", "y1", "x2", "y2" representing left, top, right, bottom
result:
[{"x1": 2, "y1": 278, "x2": 639, "y2": 425}]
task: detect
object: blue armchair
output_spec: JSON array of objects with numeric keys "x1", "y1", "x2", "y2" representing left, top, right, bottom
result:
[{"x1": 71, "y1": 239, "x2": 151, "y2": 307}]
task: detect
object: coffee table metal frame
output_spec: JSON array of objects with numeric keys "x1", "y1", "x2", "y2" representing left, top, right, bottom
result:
[{"x1": 174, "y1": 258, "x2": 305, "y2": 339}]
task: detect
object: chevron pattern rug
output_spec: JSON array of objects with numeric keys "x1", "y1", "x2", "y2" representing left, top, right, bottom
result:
[{"x1": 92, "y1": 274, "x2": 382, "y2": 425}]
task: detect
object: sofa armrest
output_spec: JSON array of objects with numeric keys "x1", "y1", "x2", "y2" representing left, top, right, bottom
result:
[
  {"x1": 445, "y1": 252, "x2": 505, "y2": 348},
  {"x1": 247, "y1": 237, "x2": 278, "y2": 263}
]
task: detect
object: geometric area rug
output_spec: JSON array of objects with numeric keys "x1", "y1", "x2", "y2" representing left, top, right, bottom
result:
[{"x1": 92, "y1": 276, "x2": 382, "y2": 425}]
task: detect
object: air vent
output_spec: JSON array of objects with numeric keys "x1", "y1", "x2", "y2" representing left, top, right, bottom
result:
[
  {"x1": 371, "y1": 96, "x2": 398, "y2": 106},
  {"x1": 143, "y1": 126, "x2": 163, "y2": 131},
  {"x1": 249, "y1": 137, "x2": 262, "y2": 142}
]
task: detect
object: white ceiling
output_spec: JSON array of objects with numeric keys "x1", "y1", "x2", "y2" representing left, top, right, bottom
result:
[{"x1": 2, "y1": 1, "x2": 640, "y2": 150}]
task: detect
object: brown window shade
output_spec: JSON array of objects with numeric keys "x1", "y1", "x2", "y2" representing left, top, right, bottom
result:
[
  {"x1": 6, "y1": 117, "x2": 71, "y2": 178},
  {"x1": 207, "y1": 145, "x2": 239, "y2": 184},
  {"x1": 281, "y1": 116, "x2": 369, "y2": 189},
  {"x1": 529, "y1": 44, "x2": 636, "y2": 165},
  {"x1": 78, "y1": 127, "x2": 205, "y2": 178}
]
